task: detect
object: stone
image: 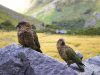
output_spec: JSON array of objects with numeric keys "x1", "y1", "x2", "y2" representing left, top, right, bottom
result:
[
  {"x1": 86, "y1": 56, "x2": 100, "y2": 66},
  {"x1": 68, "y1": 56, "x2": 100, "y2": 75},
  {"x1": 76, "y1": 51, "x2": 83, "y2": 60},
  {"x1": 0, "y1": 44, "x2": 77, "y2": 75},
  {"x1": 0, "y1": 43, "x2": 100, "y2": 75}
]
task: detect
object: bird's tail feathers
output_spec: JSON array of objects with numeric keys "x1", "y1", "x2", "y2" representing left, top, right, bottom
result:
[
  {"x1": 77, "y1": 63, "x2": 85, "y2": 72},
  {"x1": 36, "y1": 48, "x2": 42, "y2": 53}
]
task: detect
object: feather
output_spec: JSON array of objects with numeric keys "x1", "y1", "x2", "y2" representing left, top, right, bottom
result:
[{"x1": 57, "y1": 39, "x2": 85, "y2": 72}]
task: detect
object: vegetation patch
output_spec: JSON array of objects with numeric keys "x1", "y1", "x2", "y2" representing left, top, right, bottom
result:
[{"x1": 0, "y1": 31, "x2": 100, "y2": 61}]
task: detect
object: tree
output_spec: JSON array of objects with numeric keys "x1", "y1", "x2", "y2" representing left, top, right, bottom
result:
[{"x1": 0, "y1": 20, "x2": 15, "y2": 31}]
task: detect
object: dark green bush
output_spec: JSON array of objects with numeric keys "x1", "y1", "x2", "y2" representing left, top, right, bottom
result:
[
  {"x1": 0, "y1": 20, "x2": 15, "y2": 31},
  {"x1": 52, "y1": 18, "x2": 85, "y2": 29},
  {"x1": 67, "y1": 27, "x2": 100, "y2": 35},
  {"x1": 46, "y1": 24, "x2": 62, "y2": 29}
]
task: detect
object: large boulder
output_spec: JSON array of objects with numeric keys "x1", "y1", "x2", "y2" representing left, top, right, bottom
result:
[
  {"x1": 0, "y1": 43, "x2": 100, "y2": 75},
  {"x1": 0, "y1": 44, "x2": 77, "y2": 75},
  {"x1": 86, "y1": 56, "x2": 100, "y2": 66},
  {"x1": 74, "y1": 61, "x2": 100, "y2": 75}
]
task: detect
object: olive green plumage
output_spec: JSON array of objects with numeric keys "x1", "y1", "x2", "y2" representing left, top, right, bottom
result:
[
  {"x1": 16, "y1": 21, "x2": 42, "y2": 53},
  {"x1": 32, "y1": 30, "x2": 42, "y2": 52},
  {"x1": 57, "y1": 39, "x2": 84, "y2": 72}
]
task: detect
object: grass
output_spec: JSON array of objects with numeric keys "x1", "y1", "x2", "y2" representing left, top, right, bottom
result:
[
  {"x1": 0, "y1": 10, "x2": 18, "y2": 25},
  {"x1": 36, "y1": 1, "x2": 95, "y2": 24},
  {"x1": 0, "y1": 31, "x2": 100, "y2": 62}
]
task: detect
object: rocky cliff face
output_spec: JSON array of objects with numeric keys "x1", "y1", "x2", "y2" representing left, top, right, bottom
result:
[
  {"x1": 0, "y1": 44, "x2": 100, "y2": 75},
  {"x1": 26, "y1": 0, "x2": 100, "y2": 29}
]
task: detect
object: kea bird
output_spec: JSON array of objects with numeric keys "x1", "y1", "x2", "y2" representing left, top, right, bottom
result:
[
  {"x1": 57, "y1": 39, "x2": 85, "y2": 72},
  {"x1": 16, "y1": 21, "x2": 42, "y2": 53}
]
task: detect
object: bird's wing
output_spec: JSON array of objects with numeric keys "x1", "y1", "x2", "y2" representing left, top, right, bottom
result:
[
  {"x1": 18, "y1": 31, "x2": 37, "y2": 49},
  {"x1": 24, "y1": 31, "x2": 37, "y2": 47},
  {"x1": 18, "y1": 32, "x2": 25, "y2": 46},
  {"x1": 65, "y1": 46, "x2": 82, "y2": 64},
  {"x1": 33, "y1": 31, "x2": 40, "y2": 48}
]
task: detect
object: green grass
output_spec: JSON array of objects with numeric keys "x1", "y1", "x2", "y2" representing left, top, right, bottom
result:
[
  {"x1": 0, "y1": 5, "x2": 40, "y2": 27},
  {"x1": 0, "y1": 10, "x2": 18, "y2": 25},
  {"x1": 0, "y1": 31, "x2": 100, "y2": 61},
  {"x1": 35, "y1": 1, "x2": 95, "y2": 24},
  {"x1": 95, "y1": 0, "x2": 100, "y2": 12},
  {"x1": 27, "y1": 1, "x2": 100, "y2": 29}
]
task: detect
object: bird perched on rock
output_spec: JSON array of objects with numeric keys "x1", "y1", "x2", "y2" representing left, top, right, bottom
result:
[
  {"x1": 16, "y1": 21, "x2": 42, "y2": 53},
  {"x1": 31, "y1": 25, "x2": 41, "y2": 50},
  {"x1": 57, "y1": 39, "x2": 85, "y2": 72}
]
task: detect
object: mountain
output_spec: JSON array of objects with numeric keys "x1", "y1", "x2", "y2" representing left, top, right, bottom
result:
[
  {"x1": 26, "y1": 0, "x2": 53, "y2": 14},
  {"x1": 0, "y1": 4, "x2": 44, "y2": 30},
  {"x1": 26, "y1": 0, "x2": 100, "y2": 29}
]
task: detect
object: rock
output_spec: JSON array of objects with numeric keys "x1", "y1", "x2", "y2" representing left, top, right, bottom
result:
[
  {"x1": 0, "y1": 43, "x2": 77, "y2": 75},
  {"x1": 68, "y1": 56, "x2": 100, "y2": 75},
  {"x1": 75, "y1": 62, "x2": 100, "y2": 75},
  {"x1": 0, "y1": 43, "x2": 100, "y2": 75},
  {"x1": 86, "y1": 56, "x2": 100, "y2": 66},
  {"x1": 76, "y1": 51, "x2": 83, "y2": 60},
  {"x1": 95, "y1": 13, "x2": 100, "y2": 20},
  {"x1": 85, "y1": 18, "x2": 96, "y2": 27}
]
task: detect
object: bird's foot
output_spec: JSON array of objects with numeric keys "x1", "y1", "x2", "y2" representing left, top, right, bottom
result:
[
  {"x1": 67, "y1": 64, "x2": 71, "y2": 67},
  {"x1": 78, "y1": 68, "x2": 85, "y2": 72}
]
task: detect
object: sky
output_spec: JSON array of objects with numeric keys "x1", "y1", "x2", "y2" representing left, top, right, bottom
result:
[{"x1": 0, "y1": 0, "x2": 32, "y2": 13}]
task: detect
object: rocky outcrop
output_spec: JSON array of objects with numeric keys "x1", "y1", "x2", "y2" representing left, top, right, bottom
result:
[
  {"x1": 0, "y1": 43, "x2": 100, "y2": 75},
  {"x1": 0, "y1": 44, "x2": 77, "y2": 75}
]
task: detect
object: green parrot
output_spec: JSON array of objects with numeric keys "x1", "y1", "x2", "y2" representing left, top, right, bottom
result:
[
  {"x1": 57, "y1": 39, "x2": 85, "y2": 72},
  {"x1": 32, "y1": 29, "x2": 42, "y2": 53},
  {"x1": 16, "y1": 21, "x2": 42, "y2": 53}
]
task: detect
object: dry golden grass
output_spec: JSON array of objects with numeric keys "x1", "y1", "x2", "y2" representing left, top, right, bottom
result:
[{"x1": 0, "y1": 31, "x2": 100, "y2": 61}]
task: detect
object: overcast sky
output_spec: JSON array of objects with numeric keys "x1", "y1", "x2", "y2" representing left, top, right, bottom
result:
[{"x1": 0, "y1": 0, "x2": 32, "y2": 13}]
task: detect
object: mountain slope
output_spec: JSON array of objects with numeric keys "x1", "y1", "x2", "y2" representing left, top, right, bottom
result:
[
  {"x1": 26, "y1": 0, "x2": 100, "y2": 29},
  {"x1": 26, "y1": 0, "x2": 53, "y2": 14},
  {"x1": 0, "y1": 4, "x2": 44, "y2": 30}
]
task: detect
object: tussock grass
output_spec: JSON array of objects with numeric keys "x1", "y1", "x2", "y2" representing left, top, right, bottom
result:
[{"x1": 0, "y1": 31, "x2": 100, "y2": 61}]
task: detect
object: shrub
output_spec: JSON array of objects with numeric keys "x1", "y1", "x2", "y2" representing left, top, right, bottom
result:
[
  {"x1": 67, "y1": 27, "x2": 100, "y2": 35},
  {"x1": 0, "y1": 20, "x2": 15, "y2": 31}
]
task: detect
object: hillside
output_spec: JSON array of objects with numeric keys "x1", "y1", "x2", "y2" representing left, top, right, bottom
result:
[
  {"x1": 0, "y1": 4, "x2": 44, "y2": 30},
  {"x1": 26, "y1": 0, "x2": 53, "y2": 14},
  {"x1": 26, "y1": 0, "x2": 100, "y2": 30}
]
